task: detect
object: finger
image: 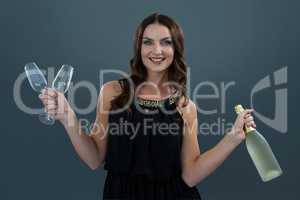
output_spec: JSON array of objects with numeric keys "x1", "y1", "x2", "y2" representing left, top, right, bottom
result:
[
  {"x1": 41, "y1": 88, "x2": 46, "y2": 94},
  {"x1": 39, "y1": 96, "x2": 50, "y2": 106},
  {"x1": 44, "y1": 107, "x2": 54, "y2": 113},
  {"x1": 42, "y1": 99, "x2": 57, "y2": 105},
  {"x1": 44, "y1": 108, "x2": 63, "y2": 117},
  {"x1": 38, "y1": 94, "x2": 47, "y2": 100},
  {"x1": 250, "y1": 120, "x2": 256, "y2": 128},
  {"x1": 45, "y1": 104, "x2": 57, "y2": 110},
  {"x1": 243, "y1": 109, "x2": 254, "y2": 115},
  {"x1": 246, "y1": 121, "x2": 256, "y2": 128},
  {"x1": 240, "y1": 109, "x2": 254, "y2": 121},
  {"x1": 39, "y1": 93, "x2": 57, "y2": 101},
  {"x1": 235, "y1": 113, "x2": 246, "y2": 130},
  {"x1": 245, "y1": 120, "x2": 252, "y2": 127},
  {"x1": 43, "y1": 88, "x2": 57, "y2": 98},
  {"x1": 56, "y1": 92, "x2": 66, "y2": 103},
  {"x1": 243, "y1": 113, "x2": 252, "y2": 119},
  {"x1": 245, "y1": 116, "x2": 254, "y2": 123},
  {"x1": 46, "y1": 100, "x2": 57, "y2": 106},
  {"x1": 47, "y1": 109, "x2": 65, "y2": 118},
  {"x1": 41, "y1": 88, "x2": 51, "y2": 95},
  {"x1": 38, "y1": 94, "x2": 47, "y2": 104},
  {"x1": 39, "y1": 96, "x2": 57, "y2": 106}
]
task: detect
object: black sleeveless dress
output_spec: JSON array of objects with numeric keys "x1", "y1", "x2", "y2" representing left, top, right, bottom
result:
[{"x1": 103, "y1": 93, "x2": 202, "y2": 200}]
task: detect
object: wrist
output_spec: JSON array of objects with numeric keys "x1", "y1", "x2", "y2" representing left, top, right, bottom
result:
[
  {"x1": 224, "y1": 131, "x2": 243, "y2": 148},
  {"x1": 60, "y1": 108, "x2": 76, "y2": 127}
]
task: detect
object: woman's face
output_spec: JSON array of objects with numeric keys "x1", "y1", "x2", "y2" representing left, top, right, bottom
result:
[{"x1": 141, "y1": 23, "x2": 174, "y2": 73}]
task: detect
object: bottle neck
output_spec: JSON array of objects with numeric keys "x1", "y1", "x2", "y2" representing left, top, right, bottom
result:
[
  {"x1": 234, "y1": 105, "x2": 256, "y2": 134},
  {"x1": 245, "y1": 126, "x2": 256, "y2": 134}
]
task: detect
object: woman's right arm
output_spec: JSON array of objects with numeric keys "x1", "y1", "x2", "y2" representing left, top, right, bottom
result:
[{"x1": 39, "y1": 81, "x2": 120, "y2": 170}]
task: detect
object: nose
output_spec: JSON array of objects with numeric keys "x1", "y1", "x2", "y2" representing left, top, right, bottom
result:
[{"x1": 152, "y1": 43, "x2": 162, "y2": 55}]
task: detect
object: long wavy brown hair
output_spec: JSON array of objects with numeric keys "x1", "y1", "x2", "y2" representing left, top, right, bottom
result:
[{"x1": 110, "y1": 13, "x2": 188, "y2": 111}]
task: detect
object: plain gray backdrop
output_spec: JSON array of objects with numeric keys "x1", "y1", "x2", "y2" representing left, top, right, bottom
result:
[{"x1": 1, "y1": 0, "x2": 299, "y2": 199}]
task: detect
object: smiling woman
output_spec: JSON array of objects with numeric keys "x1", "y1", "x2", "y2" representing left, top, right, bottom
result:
[
  {"x1": 110, "y1": 12, "x2": 188, "y2": 112},
  {"x1": 39, "y1": 12, "x2": 256, "y2": 200},
  {"x1": 141, "y1": 24, "x2": 174, "y2": 72},
  {"x1": 100, "y1": 13, "x2": 203, "y2": 199}
]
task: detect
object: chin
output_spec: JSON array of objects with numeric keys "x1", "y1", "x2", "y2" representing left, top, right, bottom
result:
[
  {"x1": 145, "y1": 65, "x2": 170, "y2": 73},
  {"x1": 144, "y1": 61, "x2": 172, "y2": 73}
]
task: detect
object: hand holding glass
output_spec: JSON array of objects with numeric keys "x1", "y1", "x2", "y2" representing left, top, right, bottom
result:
[
  {"x1": 25, "y1": 63, "x2": 74, "y2": 125},
  {"x1": 38, "y1": 64, "x2": 74, "y2": 124}
]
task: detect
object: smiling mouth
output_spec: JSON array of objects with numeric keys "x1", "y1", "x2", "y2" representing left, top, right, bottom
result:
[{"x1": 149, "y1": 57, "x2": 166, "y2": 64}]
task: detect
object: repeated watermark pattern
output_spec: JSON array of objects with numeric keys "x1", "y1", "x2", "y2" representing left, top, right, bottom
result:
[
  {"x1": 250, "y1": 67, "x2": 288, "y2": 134},
  {"x1": 14, "y1": 66, "x2": 288, "y2": 138}
]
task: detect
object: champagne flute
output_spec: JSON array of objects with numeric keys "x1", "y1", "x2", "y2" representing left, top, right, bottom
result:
[
  {"x1": 52, "y1": 64, "x2": 74, "y2": 93},
  {"x1": 38, "y1": 64, "x2": 74, "y2": 123},
  {"x1": 24, "y1": 62, "x2": 55, "y2": 125}
]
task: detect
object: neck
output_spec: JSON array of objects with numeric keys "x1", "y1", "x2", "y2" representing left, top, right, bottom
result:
[
  {"x1": 146, "y1": 70, "x2": 168, "y2": 86},
  {"x1": 137, "y1": 70, "x2": 170, "y2": 97}
]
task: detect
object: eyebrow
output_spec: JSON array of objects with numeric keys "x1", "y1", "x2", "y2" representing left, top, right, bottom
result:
[{"x1": 142, "y1": 37, "x2": 172, "y2": 41}]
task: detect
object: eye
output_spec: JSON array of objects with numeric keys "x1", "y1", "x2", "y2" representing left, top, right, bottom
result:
[
  {"x1": 142, "y1": 40, "x2": 153, "y2": 45},
  {"x1": 161, "y1": 40, "x2": 173, "y2": 46}
]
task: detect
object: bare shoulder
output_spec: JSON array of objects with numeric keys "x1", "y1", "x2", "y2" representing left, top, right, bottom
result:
[
  {"x1": 96, "y1": 80, "x2": 123, "y2": 112},
  {"x1": 101, "y1": 80, "x2": 122, "y2": 94},
  {"x1": 100, "y1": 80, "x2": 122, "y2": 101}
]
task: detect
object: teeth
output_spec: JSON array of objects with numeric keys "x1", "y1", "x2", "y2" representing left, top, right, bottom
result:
[{"x1": 150, "y1": 57, "x2": 165, "y2": 62}]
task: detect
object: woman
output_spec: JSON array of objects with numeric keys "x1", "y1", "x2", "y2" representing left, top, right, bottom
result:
[{"x1": 39, "y1": 13, "x2": 256, "y2": 200}]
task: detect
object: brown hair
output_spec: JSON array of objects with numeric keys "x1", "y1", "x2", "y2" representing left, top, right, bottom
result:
[{"x1": 111, "y1": 12, "x2": 188, "y2": 111}]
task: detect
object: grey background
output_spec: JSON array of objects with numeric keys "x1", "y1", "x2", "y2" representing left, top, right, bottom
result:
[{"x1": 1, "y1": 0, "x2": 299, "y2": 199}]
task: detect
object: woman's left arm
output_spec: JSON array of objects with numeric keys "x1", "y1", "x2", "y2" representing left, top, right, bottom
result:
[{"x1": 180, "y1": 99, "x2": 255, "y2": 187}]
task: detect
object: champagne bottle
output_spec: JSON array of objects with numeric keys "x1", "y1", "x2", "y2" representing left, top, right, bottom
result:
[{"x1": 234, "y1": 105, "x2": 282, "y2": 182}]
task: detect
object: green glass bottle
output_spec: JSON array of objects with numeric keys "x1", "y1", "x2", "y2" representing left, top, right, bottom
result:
[{"x1": 234, "y1": 105, "x2": 282, "y2": 182}]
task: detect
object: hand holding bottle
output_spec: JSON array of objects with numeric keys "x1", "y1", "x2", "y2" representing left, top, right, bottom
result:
[
  {"x1": 234, "y1": 104, "x2": 282, "y2": 182},
  {"x1": 227, "y1": 108, "x2": 256, "y2": 146}
]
